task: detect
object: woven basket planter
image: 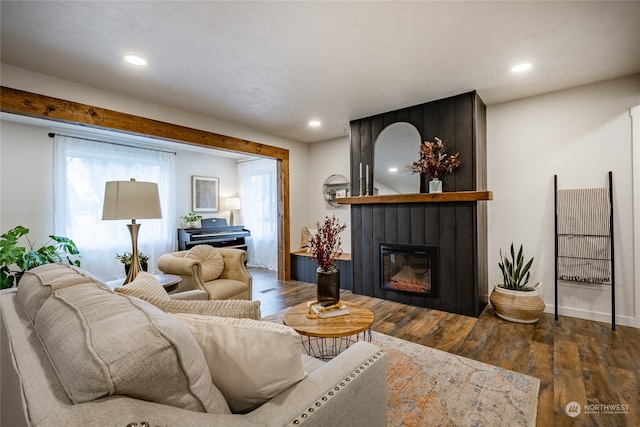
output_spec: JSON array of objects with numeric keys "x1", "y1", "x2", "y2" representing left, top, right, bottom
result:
[{"x1": 489, "y1": 283, "x2": 545, "y2": 323}]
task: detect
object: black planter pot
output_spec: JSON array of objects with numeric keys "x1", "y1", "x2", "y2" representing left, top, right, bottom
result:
[
  {"x1": 316, "y1": 267, "x2": 340, "y2": 306},
  {"x1": 14, "y1": 271, "x2": 24, "y2": 287},
  {"x1": 124, "y1": 263, "x2": 148, "y2": 275}
]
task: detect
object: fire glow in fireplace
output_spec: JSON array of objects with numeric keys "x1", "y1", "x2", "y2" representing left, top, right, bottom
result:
[{"x1": 380, "y1": 243, "x2": 437, "y2": 296}]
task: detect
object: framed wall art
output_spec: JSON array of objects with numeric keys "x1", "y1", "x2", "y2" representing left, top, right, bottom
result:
[{"x1": 192, "y1": 176, "x2": 219, "y2": 212}]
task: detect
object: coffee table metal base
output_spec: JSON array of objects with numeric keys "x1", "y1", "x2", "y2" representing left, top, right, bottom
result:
[{"x1": 300, "y1": 330, "x2": 372, "y2": 361}]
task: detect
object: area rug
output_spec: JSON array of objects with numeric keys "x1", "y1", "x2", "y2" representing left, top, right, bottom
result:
[{"x1": 263, "y1": 310, "x2": 539, "y2": 427}]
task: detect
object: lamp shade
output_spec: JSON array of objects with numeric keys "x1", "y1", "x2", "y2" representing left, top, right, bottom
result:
[
  {"x1": 102, "y1": 179, "x2": 162, "y2": 220},
  {"x1": 225, "y1": 197, "x2": 241, "y2": 211}
]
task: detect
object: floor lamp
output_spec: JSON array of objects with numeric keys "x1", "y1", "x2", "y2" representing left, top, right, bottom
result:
[
  {"x1": 102, "y1": 178, "x2": 162, "y2": 284},
  {"x1": 226, "y1": 197, "x2": 242, "y2": 226}
]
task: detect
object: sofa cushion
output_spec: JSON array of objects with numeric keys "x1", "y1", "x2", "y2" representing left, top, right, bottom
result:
[
  {"x1": 17, "y1": 263, "x2": 107, "y2": 323},
  {"x1": 171, "y1": 313, "x2": 306, "y2": 413},
  {"x1": 34, "y1": 283, "x2": 230, "y2": 414},
  {"x1": 185, "y1": 245, "x2": 224, "y2": 281},
  {"x1": 114, "y1": 271, "x2": 169, "y2": 300},
  {"x1": 142, "y1": 297, "x2": 261, "y2": 319}
]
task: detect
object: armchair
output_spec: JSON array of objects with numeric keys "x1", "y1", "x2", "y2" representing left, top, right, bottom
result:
[{"x1": 157, "y1": 245, "x2": 252, "y2": 300}]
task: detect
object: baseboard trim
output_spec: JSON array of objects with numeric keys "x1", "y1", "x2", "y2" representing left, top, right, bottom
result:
[{"x1": 543, "y1": 304, "x2": 636, "y2": 328}]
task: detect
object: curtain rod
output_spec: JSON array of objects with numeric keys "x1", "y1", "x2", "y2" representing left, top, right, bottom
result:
[{"x1": 47, "y1": 132, "x2": 177, "y2": 155}]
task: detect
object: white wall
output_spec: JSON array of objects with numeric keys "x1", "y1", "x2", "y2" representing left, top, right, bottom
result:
[
  {"x1": 307, "y1": 136, "x2": 352, "y2": 253},
  {"x1": 487, "y1": 74, "x2": 640, "y2": 327},
  {"x1": 0, "y1": 121, "x2": 55, "y2": 239},
  {"x1": 0, "y1": 64, "x2": 311, "y2": 255},
  {"x1": 174, "y1": 151, "x2": 239, "y2": 227}
]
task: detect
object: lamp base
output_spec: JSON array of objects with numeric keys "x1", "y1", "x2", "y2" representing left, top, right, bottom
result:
[{"x1": 123, "y1": 222, "x2": 142, "y2": 285}]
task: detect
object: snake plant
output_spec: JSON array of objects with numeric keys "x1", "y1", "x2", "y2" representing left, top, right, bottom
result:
[{"x1": 498, "y1": 243, "x2": 534, "y2": 291}]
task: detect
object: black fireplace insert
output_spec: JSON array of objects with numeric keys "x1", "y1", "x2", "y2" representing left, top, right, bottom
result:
[{"x1": 380, "y1": 243, "x2": 437, "y2": 297}]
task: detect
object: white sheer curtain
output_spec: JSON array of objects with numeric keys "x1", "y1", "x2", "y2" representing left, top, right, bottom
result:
[
  {"x1": 53, "y1": 135, "x2": 176, "y2": 281},
  {"x1": 238, "y1": 158, "x2": 277, "y2": 270}
]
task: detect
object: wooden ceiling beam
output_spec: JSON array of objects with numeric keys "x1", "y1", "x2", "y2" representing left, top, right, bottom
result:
[{"x1": 0, "y1": 86, "x2": 288, "y2": 160}]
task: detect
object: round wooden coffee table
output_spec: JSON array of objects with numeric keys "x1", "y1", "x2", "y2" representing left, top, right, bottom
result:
[{"x1": 283, "y1": 301, "x2": 374, "y2": 360}]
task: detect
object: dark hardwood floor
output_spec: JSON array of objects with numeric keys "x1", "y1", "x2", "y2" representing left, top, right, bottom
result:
[{"x1": 249, "y1": 267, "x2": 639, "y2": 427}]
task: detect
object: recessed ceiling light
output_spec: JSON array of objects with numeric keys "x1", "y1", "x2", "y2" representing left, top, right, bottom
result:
[
  {"x1": 388, "y1": 167, "x2": 398, "y2": 173},
  {"x1": 308, "y1": 120, "x2": 321, "y2": 128},
  {"x1": 124, "y1": 55, "x2": 147, "y2": 66},
  {"x1": 511, "y1": 63, "x2": 532, "y2": 73}
]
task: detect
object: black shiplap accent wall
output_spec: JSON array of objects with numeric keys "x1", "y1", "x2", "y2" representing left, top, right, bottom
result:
[{"x1": 349, "y1": 91, "x2": 488, "y2": 317}]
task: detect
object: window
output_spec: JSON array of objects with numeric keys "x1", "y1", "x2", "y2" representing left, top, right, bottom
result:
[
  {"x1": 238, "y1": 158, "x2": 277, "y2": 270},
  {"x1": 53, "y1": 135, "x2": 176, "y2": 280}
]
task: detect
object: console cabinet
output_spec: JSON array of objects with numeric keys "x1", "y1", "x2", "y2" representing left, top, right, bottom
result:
[{"x1": 290, "y1": 252, "x2": 353, "y2": 291}]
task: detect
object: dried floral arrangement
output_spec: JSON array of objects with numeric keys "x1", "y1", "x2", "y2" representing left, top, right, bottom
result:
[
  {"x1": 304, "y1": 215, "x2": 347, "y2": 272},
  {"x1": 407, "y1": 137, "x2": 461, "y2": 179}
]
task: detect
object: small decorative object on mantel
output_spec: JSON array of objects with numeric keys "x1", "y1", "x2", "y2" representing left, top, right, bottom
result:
[
  {"x1": 489, "y1": 243, "x2": 545, "y2": 323},
  {"x1": 358, "y1": 162, "x2": 365, "y2": 196},
  {"x1": 304, "y1": 215, "x2": 347, "y2": 306},
  {"x1": 407, "y1": 137, "x2": 461, "y2": 193},
  {"x1": 180, "y1": 212, "x2": 202, "y2": 228}
]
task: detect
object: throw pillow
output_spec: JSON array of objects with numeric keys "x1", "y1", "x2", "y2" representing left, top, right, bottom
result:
[
  {"x1": 35, "y1": 283, "x2": 230, "y2": 414},
  {"x1": 16, "y1": 263, "x2": 108, "y2": 323},
  {"x1": 115, "y1": 271, "x2": 169, "y2": 300},
  {"x1": 171, "y1": 313, "x2": 307, "y2": 413},
  {"x1": 185, "y1": 245, "x2": 224, "y2": 281}
]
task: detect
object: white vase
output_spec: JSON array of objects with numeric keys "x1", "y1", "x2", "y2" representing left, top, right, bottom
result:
[{"x1": 429, "y1": 178, "x2": 442, "y2": 193}]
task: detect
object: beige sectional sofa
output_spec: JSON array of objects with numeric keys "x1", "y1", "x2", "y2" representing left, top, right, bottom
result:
[{"x1": 0, "y1": 264, "x2": 387, "y2": 426}]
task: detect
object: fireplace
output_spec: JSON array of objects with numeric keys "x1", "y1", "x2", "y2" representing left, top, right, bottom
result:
[
  {"x1": 380, "y1": 243, "x2": 437, "y2": 297},
  {"x1": 348, "y1": 91, "x2": 488, "y2": 317}
]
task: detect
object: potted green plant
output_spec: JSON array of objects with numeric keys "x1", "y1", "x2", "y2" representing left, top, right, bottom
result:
[
  {"x1": 1, "y1": 225, "x2": 81, "y2": 289},
  {"x1": 181, "y1": 212, "x2": 203, "y2": 228},
  {"x1": 407, "y1": 137, "x2": 461, "y2": 193},
  {"x1": 304, "y1": 216, "x2": 347, "y2": 306},
  {"x1": 115, "y1": 251, "x2": 149, "y2": 275},
  {"x1": 489, "y1": 243, "x2": 545, "y2": 323}
]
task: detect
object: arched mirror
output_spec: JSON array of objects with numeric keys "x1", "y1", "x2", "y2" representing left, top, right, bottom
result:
[{"x1": 374, "y1": 122, "x2": 422, "y2": 195}]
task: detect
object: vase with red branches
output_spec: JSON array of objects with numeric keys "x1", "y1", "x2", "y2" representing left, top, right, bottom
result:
[
  {"x1": 304, "y1": 215, "x2": 347, "y2": 306},
  {"x1": 407, "y1": 137, "x2": 461, "y2": 193}
]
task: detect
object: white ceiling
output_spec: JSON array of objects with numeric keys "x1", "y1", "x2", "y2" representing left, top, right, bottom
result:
[{"x1": 2, "y1": 1, "x2": 639, "y2": 144}]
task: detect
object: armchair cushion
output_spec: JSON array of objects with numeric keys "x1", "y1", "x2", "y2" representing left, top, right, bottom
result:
[
  {"x1": 114, "y1": 272, "x2": 170, "y2": 300},
  {"x1": 185, "y1": 245, "x2": 224, "y2": 281},
  {"x1": 171, "y1": 313, "x2": 306, "y2": 414},
  {"x1": 204, "y1": 278, "x2": 250, "y2": 300},
  {"x1": 169, "y1": 289, "x2": 209, "y2": 300}
]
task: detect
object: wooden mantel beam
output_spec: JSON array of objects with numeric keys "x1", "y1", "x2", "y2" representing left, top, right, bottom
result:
[
  {"x1": 337, "y1": 191, "x2": 493, "y2": 205},
  {"x1": 0, "y1": 85, "x2": 291, "y2": 280}
]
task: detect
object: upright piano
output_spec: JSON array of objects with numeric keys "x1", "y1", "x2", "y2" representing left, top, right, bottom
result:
[{"x1": 178, "y1": 218, "x2": 250, "y2": 251}]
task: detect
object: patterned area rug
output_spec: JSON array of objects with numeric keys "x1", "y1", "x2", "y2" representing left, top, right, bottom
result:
[{"x1": 263, "y1": 310, "x2": 539, "y2": 427}]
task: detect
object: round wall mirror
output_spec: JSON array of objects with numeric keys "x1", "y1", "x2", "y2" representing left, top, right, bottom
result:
[{"x1": 374, "y1": 122, "x2": 422, "y2": 194}]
